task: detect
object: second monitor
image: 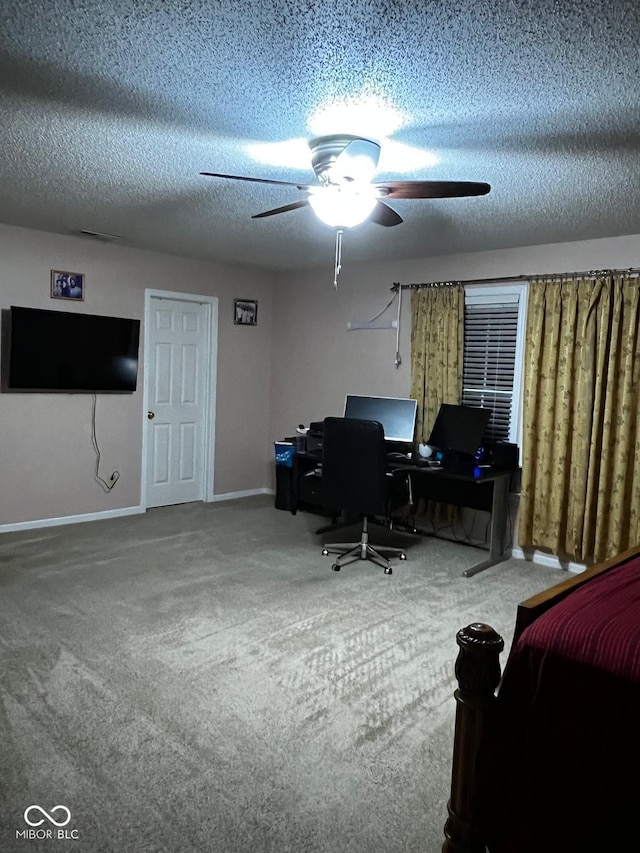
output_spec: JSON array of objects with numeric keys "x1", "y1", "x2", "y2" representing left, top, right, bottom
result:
[
  {"x1": 427, "y1": 403, "x2": 491, "y2": 456},
  {"x1": 344, "y1": 394, "x2": 417, "y2": 444}
]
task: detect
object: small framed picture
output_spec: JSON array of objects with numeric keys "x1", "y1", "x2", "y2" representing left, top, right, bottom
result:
[
  {"x1": 234, "y1": 299, "x2": 258, "y2": 326},
  {"x1": 51, "y1": 270, "x2": 84, "y2": 301}
]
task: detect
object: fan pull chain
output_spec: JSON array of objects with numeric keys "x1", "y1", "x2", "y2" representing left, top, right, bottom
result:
[{"x1": 333, "y1": 228, "x2": 344, "y2": 290}]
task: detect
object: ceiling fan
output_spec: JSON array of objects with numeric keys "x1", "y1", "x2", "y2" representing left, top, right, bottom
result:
[{"x1": 201, "y1": 134, "x2": 490, "y2": 229}]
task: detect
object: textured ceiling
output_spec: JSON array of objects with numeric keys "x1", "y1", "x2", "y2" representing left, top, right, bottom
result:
[{"x1": 1, "y1": 0, "x2": 639, "y2": 271}]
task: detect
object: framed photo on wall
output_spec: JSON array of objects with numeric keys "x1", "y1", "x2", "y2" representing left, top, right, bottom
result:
[
  {"x1": 234, "y1": 299, "x2": 258, "y2": 326},
  {"x1": 51, "y1": 270, "x2": 84, "y2": 301}
]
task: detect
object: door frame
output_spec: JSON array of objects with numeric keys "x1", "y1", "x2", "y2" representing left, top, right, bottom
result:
[{"x1": 141, "y1": 289, "x2": 219, "y2": 509}]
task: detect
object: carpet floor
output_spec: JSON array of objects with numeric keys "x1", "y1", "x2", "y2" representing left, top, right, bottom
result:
[{"x1": 0, "y1": 496, "x2": 564, "y2": 852}]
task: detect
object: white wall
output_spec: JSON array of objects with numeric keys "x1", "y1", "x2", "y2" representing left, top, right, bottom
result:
[
  {"x1": 3, "y1": 222, "x2": 639, "y2": 528},
  {"x1": 0, "y1": 223, "x2": 276, "y2": 526}
]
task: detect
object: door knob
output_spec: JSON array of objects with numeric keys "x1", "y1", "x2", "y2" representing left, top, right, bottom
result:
[{"x1": 147, "y1": 411, "x2": 155, "y2": 419}]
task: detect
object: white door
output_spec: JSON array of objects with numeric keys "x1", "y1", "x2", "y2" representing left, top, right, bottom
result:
[{"x1": 145, "y1": 295, "x2": 213, "y2": 508}]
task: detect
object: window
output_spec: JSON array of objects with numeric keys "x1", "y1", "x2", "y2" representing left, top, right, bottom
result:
[{"x1": 462, "y1": 284, "x2": 527, "y2": 448}]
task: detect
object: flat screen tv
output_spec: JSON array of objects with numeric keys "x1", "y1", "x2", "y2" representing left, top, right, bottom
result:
[
  {"x1": 343, "y1": 394, "x2": 418, "y2": 443},
  {"x1": 3, "y1": 306, "x2": 141, "y2": 393}
]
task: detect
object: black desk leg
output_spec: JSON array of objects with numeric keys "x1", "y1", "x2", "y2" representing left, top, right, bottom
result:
[{"x1": 462, "y1": 473, "x2": 511, "y2": 578}]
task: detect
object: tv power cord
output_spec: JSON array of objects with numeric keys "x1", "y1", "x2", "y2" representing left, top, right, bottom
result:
[{"x1": 91, "y1": 394, "x2": 120, "y2": 492}]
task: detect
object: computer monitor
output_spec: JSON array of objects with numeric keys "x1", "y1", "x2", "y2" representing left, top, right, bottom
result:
[
  {"x1": 427, "y1": 403, "x2": 491, "y2": 456},
  {"x1": 343, "y1": 395, "x2": 418, "y2": 444}
]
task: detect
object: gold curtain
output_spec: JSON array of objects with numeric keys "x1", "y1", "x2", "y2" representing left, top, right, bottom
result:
[
  {"x1": 409, "y1": 285, "x2": 464, "y2": 528},
  {"x1": 410, "y1": 284, "x2": 465, "y2": 443},
  {"x1": 519, "y1": 273, "x2": 640, "y2": 564}
]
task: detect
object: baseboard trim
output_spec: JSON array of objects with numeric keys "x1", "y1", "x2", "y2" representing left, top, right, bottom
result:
[
  {"x1": 207, "y1": 488, "x2": 273, "y2": 502},
  {"x1": 0, "y1": 505, "x2": 145, "y2": 534},
  {"x1": 512, "y1": 546, "x2": 586, "y2": 574},
  {"x1": 1, "y1": 490, "x2": 275, "y2": 533}
]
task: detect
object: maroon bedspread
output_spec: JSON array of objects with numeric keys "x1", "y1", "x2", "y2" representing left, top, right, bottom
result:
[{"x1": 484, "y1": 555, "x2": 640, "y2": 853}]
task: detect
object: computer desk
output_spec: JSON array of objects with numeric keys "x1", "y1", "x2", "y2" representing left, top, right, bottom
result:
[
  {"x1": 285, "y1": 451, "x2": 514, "y2": 578},
  {"x1": 387, "y1": 460, "x2": 513, "y2": 578}
]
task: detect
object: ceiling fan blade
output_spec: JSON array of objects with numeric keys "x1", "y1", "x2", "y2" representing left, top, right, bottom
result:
[
  {"x1": 376, "y1": 180, "x2": 491, "y2": 199},
  {"x1": 368, "y1": 200, "x2": 403, "y2": 227},
  {"x1": 333, "y1": 137, "x2": 381, "y2": 178},
  {"x1": 252, "y1": 200, "x2": 310, "y2": 219},
  {"x1": 200, "y1": 172, "x2": 312, "y2": 190}
]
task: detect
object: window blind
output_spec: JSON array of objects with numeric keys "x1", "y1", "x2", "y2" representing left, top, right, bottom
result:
[{"x1": 462, "y1": 303, "x2": 519, "y2": 443}]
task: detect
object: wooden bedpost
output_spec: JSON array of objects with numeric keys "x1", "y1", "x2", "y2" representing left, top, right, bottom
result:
[{"x1": 442, "y1": 623, "x2": 504, "y2": 853}]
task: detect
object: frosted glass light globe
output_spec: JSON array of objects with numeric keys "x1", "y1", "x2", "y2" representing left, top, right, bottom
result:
[{"x1": 308, "y1": 185, "x2": 377, "y2": 228}]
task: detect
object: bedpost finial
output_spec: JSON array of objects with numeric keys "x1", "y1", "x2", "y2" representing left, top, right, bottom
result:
[
  {"x1": 454, "y1": 623, "x2": 504, "y2": 697},
  {"x1": 457, "y1": 622, "x2": 504, "y2": 650}
]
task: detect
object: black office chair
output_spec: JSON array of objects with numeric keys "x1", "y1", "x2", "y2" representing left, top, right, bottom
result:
[{"x1": 320, "y1": 416, "x2": 407, "y2": 575}]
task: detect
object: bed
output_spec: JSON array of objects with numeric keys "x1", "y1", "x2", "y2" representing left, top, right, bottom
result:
[{"x1": 442, "y1": 544, "x2": 640, "y2": 853}]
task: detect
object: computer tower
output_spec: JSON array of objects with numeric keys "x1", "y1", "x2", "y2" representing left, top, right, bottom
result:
[
  {"x1": 441, "y1": 449, "x2": 477, "y2": 475},
  {"x1": 481, "y1": 441, "x2": 519, "y2": 469},
  {"x1": 274, "y1": 465, "x2": 294, "y2": 511}
]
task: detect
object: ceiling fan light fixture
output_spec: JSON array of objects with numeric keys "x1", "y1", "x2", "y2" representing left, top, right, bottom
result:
[
  {"x1": 202, "y1": 132, "x2": 490, "y2": 232},
  {"x1": 308, "y1": 185, "x2": 377, "y2": 228}
]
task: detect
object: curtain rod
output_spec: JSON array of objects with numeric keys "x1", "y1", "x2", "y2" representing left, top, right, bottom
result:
[{"x1": 391, "y1": 267, "x2": 640, "y2": 291}]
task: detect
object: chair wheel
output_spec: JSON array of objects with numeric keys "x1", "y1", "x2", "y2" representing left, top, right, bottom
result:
[
  {"x1": 384, "y1": 566, "x2": 393, "y2": 575},
  {"x1": 399, "y1": 552, "x2": 407, "y2": 560},
  {"x1": 322, "y1": 548, "x2": 329, "y2": 556},
  {"x1": 331, "y1": 563, "x2": 341, "y2": 572}
]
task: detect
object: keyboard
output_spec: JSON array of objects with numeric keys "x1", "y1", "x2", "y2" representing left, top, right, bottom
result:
[{"x1": 387, "y1": 454, "x2": 443, "y2": 469}]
